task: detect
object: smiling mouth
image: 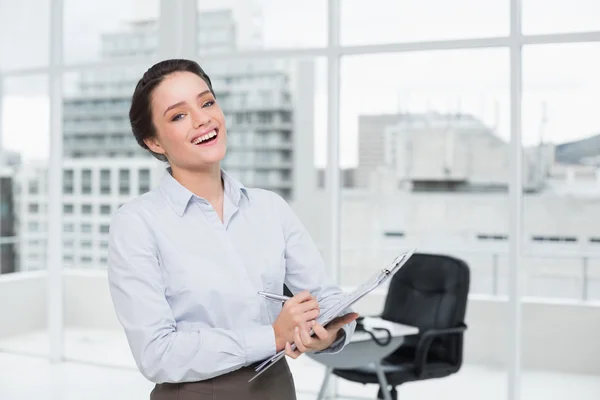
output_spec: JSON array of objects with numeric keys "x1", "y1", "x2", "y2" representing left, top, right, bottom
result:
[{"x1": 191, "y1": 129, "x2": 218, "y2": 145}]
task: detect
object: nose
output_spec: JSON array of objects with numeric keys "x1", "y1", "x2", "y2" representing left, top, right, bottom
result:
[{"x1": 191, "y1": 106, "x2": 211, "y2": 128}]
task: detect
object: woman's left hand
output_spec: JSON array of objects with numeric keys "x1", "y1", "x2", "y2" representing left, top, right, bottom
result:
[{"x1": 284, "y1": 312, "x2": 359, "y2": 359}]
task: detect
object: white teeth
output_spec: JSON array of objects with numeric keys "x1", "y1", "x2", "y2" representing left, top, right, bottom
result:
[{"x1": 192, "y1": 130, "x2": 217, "y2": 145}]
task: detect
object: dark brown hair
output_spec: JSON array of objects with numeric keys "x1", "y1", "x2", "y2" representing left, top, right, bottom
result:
[{"x1": 129, "y1": 59, "x2": 215, "y2": 161}]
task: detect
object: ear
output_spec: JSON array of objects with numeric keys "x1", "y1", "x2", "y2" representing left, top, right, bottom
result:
[{"x1": 144, "y1": 136, "x2": 166, "y2": 156}]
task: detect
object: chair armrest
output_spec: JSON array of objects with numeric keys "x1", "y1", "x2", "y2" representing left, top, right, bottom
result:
[{"x1": 414, "y1": 323, "x2": 467, "y2": 377}]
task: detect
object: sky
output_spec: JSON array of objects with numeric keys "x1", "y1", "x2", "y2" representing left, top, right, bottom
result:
[{"x1": 1, "y1": 0, "x2": 600, "y2": 165}]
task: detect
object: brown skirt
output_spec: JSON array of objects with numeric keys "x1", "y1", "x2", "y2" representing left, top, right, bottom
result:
[{"x1": 149, "y1": 358, "x2": 297, "y2": 400}]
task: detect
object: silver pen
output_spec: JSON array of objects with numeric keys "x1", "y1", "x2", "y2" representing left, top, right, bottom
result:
[{"x1": 258, "y1": 291, "x2": 291, "y2": 303}]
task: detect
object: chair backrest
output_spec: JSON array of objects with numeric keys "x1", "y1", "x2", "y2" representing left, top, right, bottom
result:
[{"x1": 381, "y1": 253, "x2": 470, "y2": 364}]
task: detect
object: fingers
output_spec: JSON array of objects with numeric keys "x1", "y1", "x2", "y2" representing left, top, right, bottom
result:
[
  {"x1": 296, "y1": 298, "x2": 319, "y2": 313},
  {"x1": 288, "y1": 290, "x2": 312, "y2": 305},
  {"x1": 299, "y1": 324, "x2": 314, "y2": 348},
  {"x1": 290, "y1": 307, "x2": 319, "y2": 328},
  {"x1": 341, "y1": 312, "x2": 359, "y2": 324},
  {"x1": 294, "y1": 326, "x2": 307, "y2": 353},
  {"x1": 303, "y1": 308, "x2": 319, "y2": 321},
  {"x1": 312, "y1": 322, "x2": 329, "y2": 342},
  {"x1": 330, "y1": 312, "x2": 359, "y2": 330},
  {"x1": 287, "y1": 291, "x2": 319, "y2": 313},
  {"x1": 285, "y1": 342, "x2": 301, "y2": 359}
]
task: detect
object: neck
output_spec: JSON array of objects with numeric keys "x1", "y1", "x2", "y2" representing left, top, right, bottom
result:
[{"x1": 170, "y1": 164, "x2": 223, "y2": 204}]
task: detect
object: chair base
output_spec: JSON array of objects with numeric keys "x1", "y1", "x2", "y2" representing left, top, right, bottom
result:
[{"x1": 377, "y1": 386, "x2": 398, "y2": 400}]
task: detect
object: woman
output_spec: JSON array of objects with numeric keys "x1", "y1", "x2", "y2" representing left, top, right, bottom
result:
[{"x1": 107, "y1": 59, "x2": 358, "y2": 400}]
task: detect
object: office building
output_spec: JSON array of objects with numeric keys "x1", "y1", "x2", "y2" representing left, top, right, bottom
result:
[
  {"x1": 12, "y1": 162, "x2": 48, "y2": 272},
  {"x1": 62, "y1": 10, "x2": 308, "y2": 199},
  {"x1": 0, "y1": 169, "x2": 16, "y2": 274},
  {"x1": 61, "y1": 158, "x2": 163, "y2": 269},
  {"x1": 26, "y1": 11, "x2": 311, "y2": 271}
]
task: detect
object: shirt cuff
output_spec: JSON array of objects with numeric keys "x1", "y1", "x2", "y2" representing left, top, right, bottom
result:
[{"x1": 242, "y1": 325, "x2": 277, "y2": 364}]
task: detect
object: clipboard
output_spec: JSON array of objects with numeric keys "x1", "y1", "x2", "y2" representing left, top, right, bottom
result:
[{"x1": 248, "y1": 248, "x2": 416, "y2": 383}]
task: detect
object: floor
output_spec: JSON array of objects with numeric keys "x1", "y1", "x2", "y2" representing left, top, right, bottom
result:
[{"x1": 1, "y1": 329, "x2": 599, "y2": 400}]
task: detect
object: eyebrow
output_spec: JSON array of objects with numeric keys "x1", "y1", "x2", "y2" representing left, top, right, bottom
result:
[{"x1": 163, "y1": 90, "x2": 212, "y2": 116}]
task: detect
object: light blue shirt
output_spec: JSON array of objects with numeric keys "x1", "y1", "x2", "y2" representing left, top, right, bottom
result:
[{"x1": 107, "y1": 169, "x2": 355, "y2": 383}]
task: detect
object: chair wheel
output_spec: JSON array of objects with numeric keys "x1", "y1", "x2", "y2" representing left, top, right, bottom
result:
[{"x1": 377, "y1": 386, "x2": 398, "y2": 400}]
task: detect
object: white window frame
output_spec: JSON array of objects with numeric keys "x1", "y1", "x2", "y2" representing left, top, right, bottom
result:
[{"x1": 0, "y1": 1, "x2": 599, "y2": 399}]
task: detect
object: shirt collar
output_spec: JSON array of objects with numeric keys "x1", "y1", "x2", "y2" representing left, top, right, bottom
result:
[{"x1": 159, "y1": 167, "x2": 250, "y2": 217}]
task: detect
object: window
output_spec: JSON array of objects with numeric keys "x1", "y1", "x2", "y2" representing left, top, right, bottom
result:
[
  {"x1": 100, "y1": 205, "x2": 111, "y2": 215},
  {"x1": 80, "y1": 256, "x2": 93, "y2": 264},
  {"x1": 99, "y1": 225, "x2": 110, "y2": 234},
  {"x1": 523, "y1": 0, "x2": 600, "y2": 35},
  {"x1": 340, "y1": 49, "x2": 509, "y2": 291},
  {"x1": 139, "y1": 168, "x2": 150, "y2": 194},
  {"x1": 28, "y1": 204, "x2": 39, "y2": 213},
  {"x1": 100, "y1": 169, "x2": 111, "y2": 195},
  {"x1": 28, "y1": 222, "x2": 39, "y2": 232},
  {"x1": 63, "y1": 169, "x2": 74, "y2": 194},
  {"x1": 119, "y1": 169, "x2": 130, "y2": 195},
  {"x1": 81, "y1": 204, "x2": 92, "y2": 214},
  {"x1": 81, "y1": 223, "x2": 92, "y2": 233},
  {"x1": 81, "y1": 169, "x2": 92, "y2": 194},
  {"x1": 0, "y1": 0, "x2": 50, "y2": 71},
  {"x1": 341, "y1": 0, "x2": 508, "y2": 46},
  {"x1": 28, "y1": 180, "x2": 39, "y2": 195},
  {"x1": 477, "y1": 234, "x2": 508, "y2": 241},
  {"x1": 64, "y1": 0, "x2": 159, "y2": 64},
  {"x1": 81, "y1": 240, "x2": 92, "y2": 249},
  {"x1": 63, "y1": 223, "x2": 74, "y2": 233},
  {"x1": 531, "y1": 236, "x2": 577, "y2": 243},
  {"x1": 383, "y1": 231, "x2": 405, "y2": 238},
  {"x1": 99, "y1": 241, "x2": 109, "y2": 249},
  {"x1": 196, "y1": 0, "x2": 326, "y2": 53},
  {"x1": 63, "y1": 204, "x2": 74, "y2": 214}
]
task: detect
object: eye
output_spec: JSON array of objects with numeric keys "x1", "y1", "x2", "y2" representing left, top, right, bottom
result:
[
  {"x1": 202, "y1": 100, "x2": 215, "y2": 108},
  {"x1": 171, "y1": 113, "x2": 185, "y2": 122}
]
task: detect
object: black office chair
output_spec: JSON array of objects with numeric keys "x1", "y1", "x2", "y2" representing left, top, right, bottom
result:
[{"x1": 332, "y1": 253, "x2": 470, "y2": 400}]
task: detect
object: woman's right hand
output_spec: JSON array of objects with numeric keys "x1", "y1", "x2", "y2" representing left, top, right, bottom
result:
[{"x1": 272, "y1": 291, "x2": 319, "y2": 351}]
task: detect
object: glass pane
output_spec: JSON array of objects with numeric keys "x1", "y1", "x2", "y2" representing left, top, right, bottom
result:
[
  {"x1": 338, "y1": 48, "x2": 510, "y2": 398},
  {"x1": 63, "y1": 0, "x2": 159, "y2": 64},
  {"x1": 0, "y1": 75, "x2": 49, "y2": 358},
  {"x1": 62, "y1": 64, "x2": 163, "y2": 368},
  {"x1": 0, "y1": 0, "x2": 50, "y2": 71},
  {"x1": 341, "y1": 0, "x2": 508, "y2": 46},
  {"x1": 64, "y1": 66, "x2": 148, "y2": 159},
  {"x1": 522, "y1": 42, "x2": 600, "y2": 399},
  {"x1": 523, "y1": 0, "x2": 600, "y2": 35},
  {"x1": 196, "y1": 0, "x2": 327, "y2": 54},
  {"x1": 201, "y1": 57, "x2": 326, "y2": 202},
  {"x1": 523, "y1": 43, "x2": 600, "y2": 298}
]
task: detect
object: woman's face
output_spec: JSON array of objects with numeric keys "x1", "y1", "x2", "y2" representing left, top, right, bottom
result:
[{"x1": 146, "y1": 71, "x2": 226, "y2": 171}]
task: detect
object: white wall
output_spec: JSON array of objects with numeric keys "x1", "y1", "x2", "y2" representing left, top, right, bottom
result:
[
  {"x1": 0, "y1": 272, "x2": 46, "y2": 337},
  {"x1": 63, "y1": 271, "x2": 122, "y2": 330}
]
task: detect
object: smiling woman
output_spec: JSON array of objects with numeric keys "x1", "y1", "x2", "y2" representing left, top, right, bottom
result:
[
  {"x1": 129, "y1": 61, "x2": 226, "y2": 173},
  {"x1": 107, "y1": 59, "x2": 357, "y2": 400}
]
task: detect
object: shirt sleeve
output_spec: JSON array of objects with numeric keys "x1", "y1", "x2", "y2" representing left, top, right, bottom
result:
[
  {"x1": 107, "y1": 207, "x2": 276, "y2": 383},
  {"x1": 271, "y1": 193, "x2": 356, "y2": 354}
]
